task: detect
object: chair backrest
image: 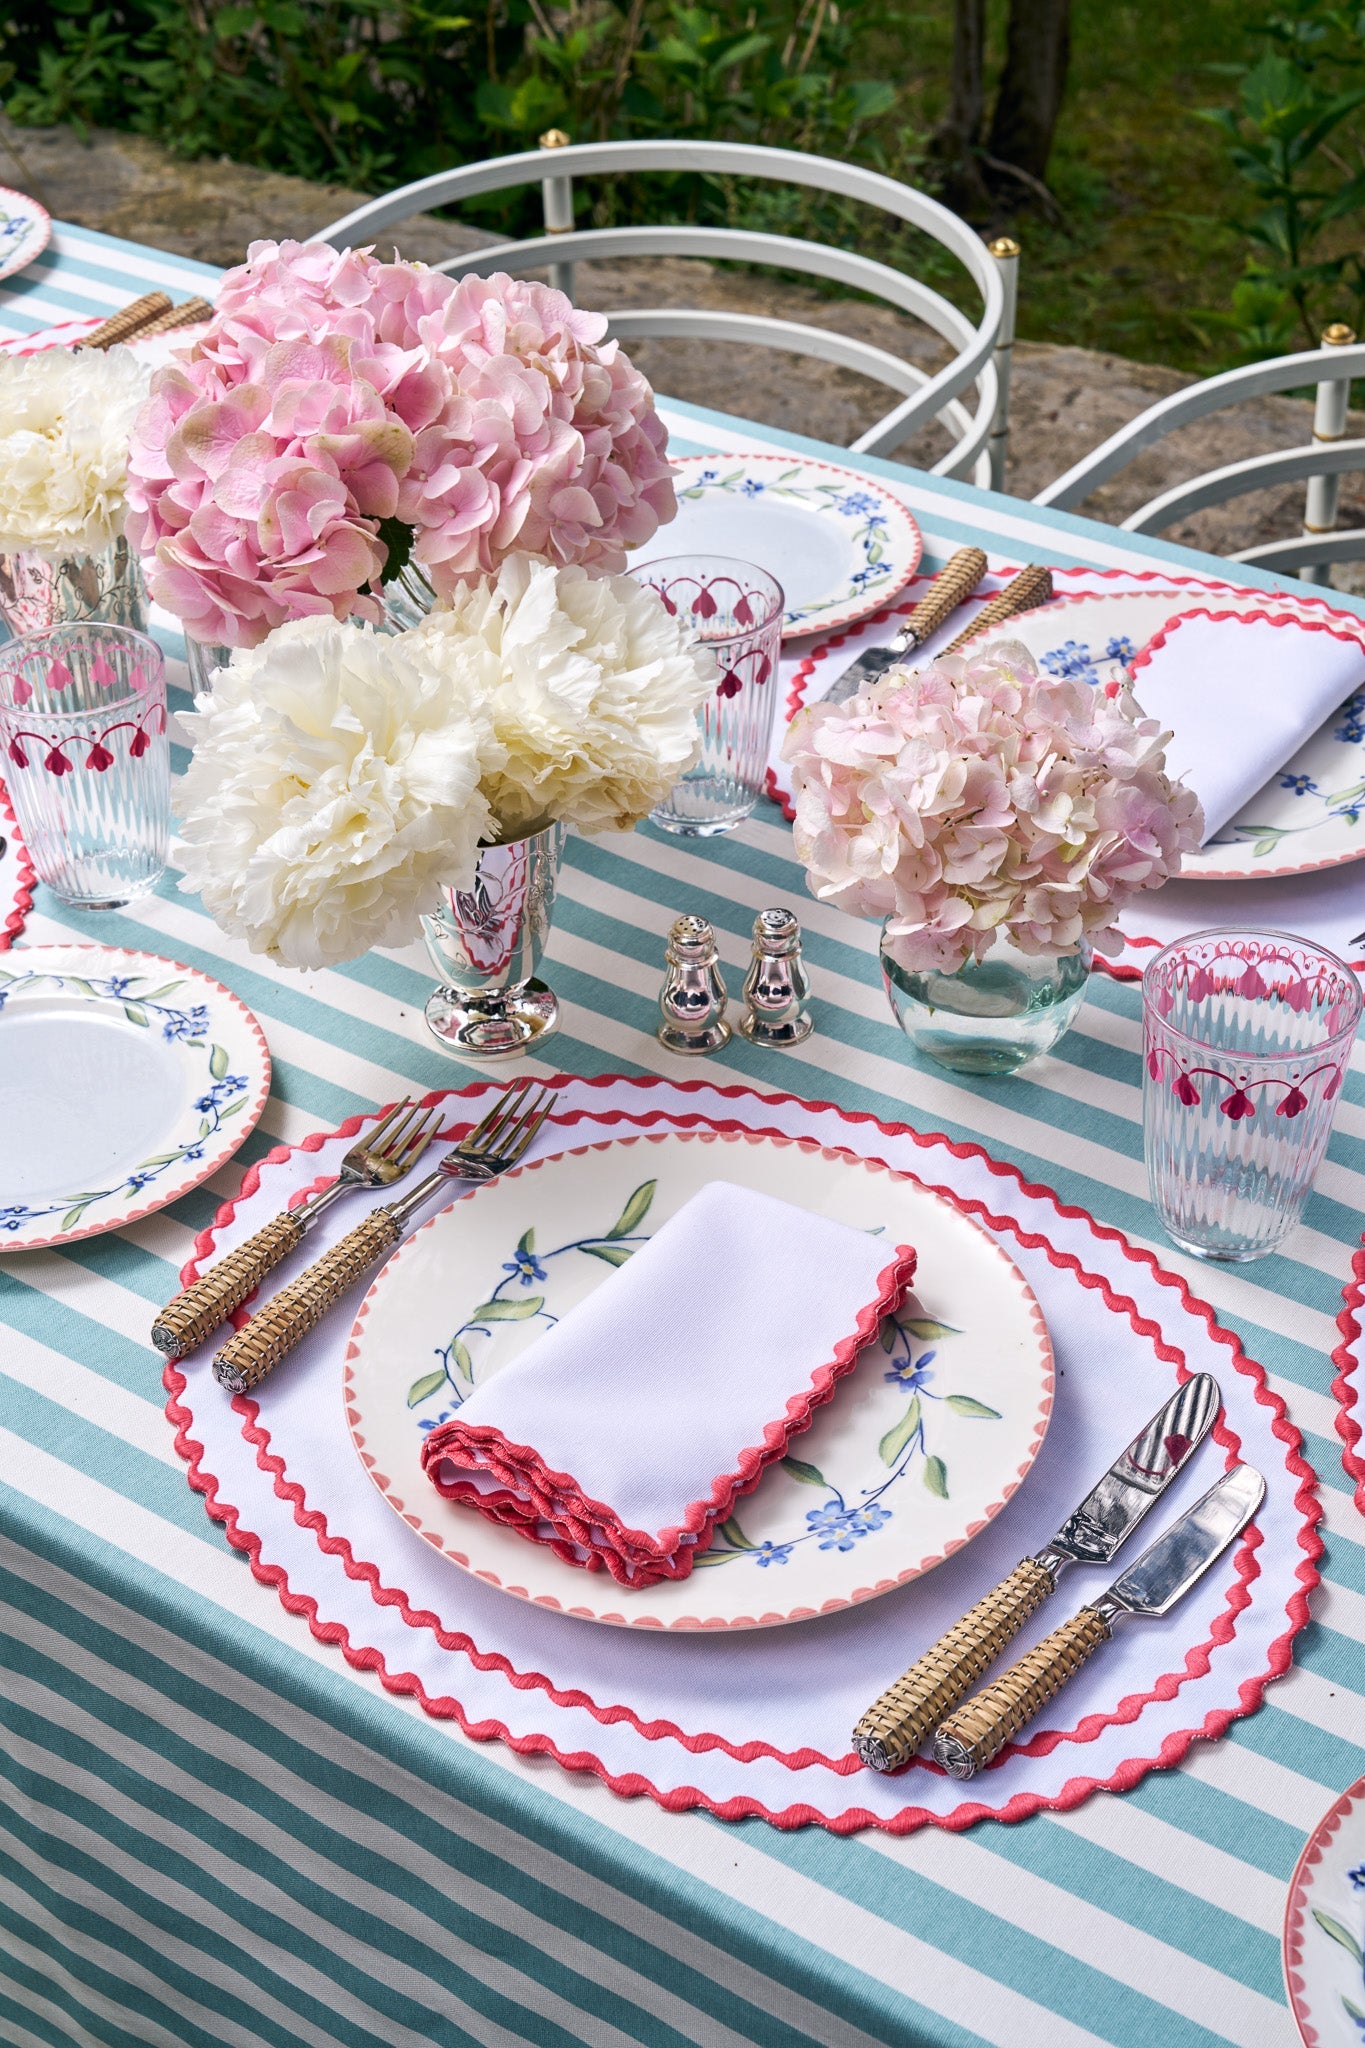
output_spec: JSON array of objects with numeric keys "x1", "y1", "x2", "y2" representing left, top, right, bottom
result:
[
  {"x1": 318, "y1": 139, "x2": 1013, "y2": 484},
  {"x1": 1033, "y1": 332, "x2": 1365, "y2": 581}
]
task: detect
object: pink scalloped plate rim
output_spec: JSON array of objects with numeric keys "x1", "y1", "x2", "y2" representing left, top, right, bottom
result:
[
  {"x1": 0, "y1": 944, "x2": 271, "y2": 1250},
  {"x1": 0, "y1": 778, "x2": 34, "y2": 952},
  {"x1": 1283, "y1": 1771, "x2": 1365, "y2": 2047},
  {"x1": 342, "y1": 1126, "x2": 1053, "y2": 1628},
  {"x1": 161, "y1": 1074, "x2": 1321, "y2": 1833}
]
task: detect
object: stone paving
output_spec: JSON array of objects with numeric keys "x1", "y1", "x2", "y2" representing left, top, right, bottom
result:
[{"x1": 7, "y1": 115, "x2": 1362, "y2": 580}]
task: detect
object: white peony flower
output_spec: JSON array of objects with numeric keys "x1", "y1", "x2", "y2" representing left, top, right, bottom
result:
[
  {"x1": 0, "y1": 345, "x2": 151, "y2": 558},
  {"x1": 410, "y1": 553, "x2": 719, "y2": 839},
  {"x1": 176, "y1": 615, "x2": 499, "y2": 970}
]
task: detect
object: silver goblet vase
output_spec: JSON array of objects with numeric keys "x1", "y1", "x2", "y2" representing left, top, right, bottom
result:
[{"x1": 421, "y1": 823, "x2": 566, "y2": 1059}]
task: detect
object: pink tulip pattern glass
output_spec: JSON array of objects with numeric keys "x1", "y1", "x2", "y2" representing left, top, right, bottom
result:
[
  {"x1": 1142, "y1": 928, "x2": 1361, "y2": 1262},
  {"x1": 631, "y1": 555, "x2": 783, "y2": 835},
  {"x1": 0, "y1": 623, "x2": 169, "y2": 909}
]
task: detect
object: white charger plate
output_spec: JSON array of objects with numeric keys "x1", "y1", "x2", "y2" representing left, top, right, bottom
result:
[
  {"x1": 0, "y1": 185, "x2": 50, "y2": 286},
  {"x1": 1284, "y1": 1772, "x2": 1365, "y2": 2047},
  {"x1": 966, "y1": 589, "x2": 1365, "y2": 881},
  {"x1": 0, "y1": 945, "x2": 270, "y2": 1251},
  {"x1": 665, "y1": 454, "x2": 922, "y2": 639},
  {"x1": 344, "y1": 1126, "x2": 1054, "y2": 1630}
]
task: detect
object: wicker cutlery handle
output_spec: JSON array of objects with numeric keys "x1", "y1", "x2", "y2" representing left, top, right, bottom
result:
[
  {"x1": 212, "y1": 1207, "x2": 402, "y2": 1394},
  {"x1": 943, "y1": 563, "x2": 1053, "y2": 653},
  {"x1": 902, "y1": 547, "x2": 988, "y2": 649},
  {"x1": 152, "y1": 1210, "x2": 308, "y2": 1359},
  {"x1": 931, "y1": 1606, "x2": 1111, "y2": 1779},
  {"x1": 851, "y1": 1556, "x2": 1056, "y2": 1772}
]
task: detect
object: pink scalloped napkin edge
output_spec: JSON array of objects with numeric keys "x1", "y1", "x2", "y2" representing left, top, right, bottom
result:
[
  {"x1": 162, "y1": 1074, "x2": 1319, "y2": 1833},
  {"x1": 421, "y1": 1179, "x2": 916, "y2": 1587}
]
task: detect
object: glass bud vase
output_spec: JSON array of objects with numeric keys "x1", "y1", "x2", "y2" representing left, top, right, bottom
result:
[
  {"x1": 881, "y1": 928, "x2": 1092, "y2": 1076},
  {"x1": 0, "y1": 537, "x2": 147, "y2": 640},
  {"x1": 421, "y1": 824, "x2": 567, "y2": 1059}
]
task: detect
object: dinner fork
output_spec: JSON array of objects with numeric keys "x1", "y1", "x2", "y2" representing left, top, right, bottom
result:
[
  {"x1": 152, "y1": 1098, "x2": 442, "y2": 1360},
  {"x1": 213, "y1": 1078, "x2": 557, "y2": 1394}
]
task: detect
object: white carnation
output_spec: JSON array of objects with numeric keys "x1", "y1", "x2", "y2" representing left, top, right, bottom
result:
[
  {"x1": 0, "y1": 345, "x2": 151, "y2": 558},
  {"x1": 176, "y1": 615, "x2": 498, "y2": 970},
  {"x1": 410, "y1": 553, "x2": 719, "y2": 838}
]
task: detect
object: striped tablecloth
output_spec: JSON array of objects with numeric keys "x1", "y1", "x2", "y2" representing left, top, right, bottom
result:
[{"x1": 2, "y1": 219, "x2": 1364, "y2": 2048}]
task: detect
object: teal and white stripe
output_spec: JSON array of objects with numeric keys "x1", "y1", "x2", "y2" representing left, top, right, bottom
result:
[{"x1": 0, "y1": 226, "x2": 1361, "y2": 2047}]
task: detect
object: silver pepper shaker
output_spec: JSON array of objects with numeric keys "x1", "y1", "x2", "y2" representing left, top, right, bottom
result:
[
  {"x1": 738, "y1": 907, "x2": 814, "y2": 1047},
  {"x1": 657, "y1": 914, "x2": 731, "y2": 1055}
]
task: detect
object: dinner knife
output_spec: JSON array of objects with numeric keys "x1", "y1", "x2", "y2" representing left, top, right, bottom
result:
[
  {"x1": 825, "y1": 557, "x2": 1053, "y2": 704},
  {"x1": 824, "y1": 547, "x2": 988, "y2": 702},
  {"x1": 851, "y1": 1372, "x2": 1221, "y2": 1773},
  {"x1": 931, "y1": 1461, "x2": 1265, "y2": 1779}
]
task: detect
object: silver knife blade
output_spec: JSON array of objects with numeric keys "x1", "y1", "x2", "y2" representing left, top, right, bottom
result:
[
  {"x1": 1042, "y1": 1373, "x2": 1221, "y2": 1567},
  {"x1": 825, "y1": 546, "x2": 989, "y2": 704},
  {"x1": 1103, "y1": 1464, "x2": 1265, "y2": 1619}
]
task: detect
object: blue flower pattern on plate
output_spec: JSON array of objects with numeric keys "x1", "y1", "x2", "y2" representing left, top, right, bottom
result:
[
  {"x1": 675, "y1": 462, "x2": 907, "y2": 626},
  {"x1": 0, "y1": 966, "x2": 250, "y2": 1232}
]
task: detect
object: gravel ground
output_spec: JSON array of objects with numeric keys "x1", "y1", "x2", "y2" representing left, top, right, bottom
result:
[{"x1": 6, "y1": 114, "x2": 1362, "y2": 583}]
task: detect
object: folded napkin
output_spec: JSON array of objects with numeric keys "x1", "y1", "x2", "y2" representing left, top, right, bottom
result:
[
  {"x1": 1128, "y1": 607, "x2": 1365, "y2": 842},
  {"x1": 420, "y1": 1179, "x2": 917, "y2": 1587}
]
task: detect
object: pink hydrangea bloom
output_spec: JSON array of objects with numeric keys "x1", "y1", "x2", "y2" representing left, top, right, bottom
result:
[
  {"x1": 782, "y1": 645, "x2": 1203, "y2": 975},
  {"x1": 126, "y1": 241, "x2": 676, "y2": 647}
]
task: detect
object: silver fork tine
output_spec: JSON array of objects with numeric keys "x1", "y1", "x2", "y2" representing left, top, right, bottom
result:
[
  {"x1": 363, "y1": 1096, "x2": 409, "y2": 1151},
  {"x1": 378, "y1": 1100, "x2": 422, "y2": 1159},
  {"x1": 500, "y1": 1087, "x2": 554, "y2": 1165},
  {"x1": 466, "y1": 1077, "x2": 534, "y2": 1156},
  {"x1": 396, "y1": 1106, "x2": 440, "y2": 1169}
]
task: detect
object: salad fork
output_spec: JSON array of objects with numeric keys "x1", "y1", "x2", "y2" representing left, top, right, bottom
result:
[
  {"x1": 152, "y1": 1098, "x2": 442, "y2": 1360},
  {"x1": 213, "y1": 1078, "x2": 557, "y2": 1394}
]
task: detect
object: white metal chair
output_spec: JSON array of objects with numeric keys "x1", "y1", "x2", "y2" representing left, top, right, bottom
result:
[
  {"x1": 1034, "y1": 324, "x2": 1365, "y2": 583},
  {"x1": 319, "y1": 136, "x2": 1020, "y2": 487}
]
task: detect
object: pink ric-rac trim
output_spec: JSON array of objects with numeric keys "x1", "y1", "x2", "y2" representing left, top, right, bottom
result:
[
  {"x1": 162, "y1": 1075, "x2": 1319, "y2": 1835},
  {"x1": 0, "y1": 778, "x2": 34, "y2": 951}
]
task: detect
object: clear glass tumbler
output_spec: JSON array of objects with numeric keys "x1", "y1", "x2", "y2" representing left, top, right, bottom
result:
[
  {"x1": 631, "y1": 554, "x2": 784, "y2": 836},
  {"x1": 1142, "y1": 927, "x2": 1361, "y2": 1262},
  {"x1": 0, "y1": 622, "x2": 170, "y2": 910}
]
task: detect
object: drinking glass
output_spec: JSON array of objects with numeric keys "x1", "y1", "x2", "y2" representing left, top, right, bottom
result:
[
  {"x1": 631, "y1": 554, "x2": 784, "y2": 836},
  {"x1": 1142, "y1": 928, "x2": 1361, "y2": 1262},
  {"x1": 0, "y1": 622, "x2": 170, "y2": 910}
]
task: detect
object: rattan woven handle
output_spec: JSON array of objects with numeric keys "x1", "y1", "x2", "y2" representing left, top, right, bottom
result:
[
  {"x1": 902, "y1": 547, "x2": 989, "y2": 648},
  {"x1": 931, "y1": 1605, "x2": 1112, "y2": 1779},
  {"x1": 851, "y1": 1556, "x2": 1055, "y2": 1771},
  {"x1": 212, "y1": 1206, "x2": 402, "y2": 1394},
  {"x1": 943, "y1": 563, "x2": 1054, "y2": 653},
  {"x1": 151, "y1": 1211, "x2": 308, "y2": 1360}
]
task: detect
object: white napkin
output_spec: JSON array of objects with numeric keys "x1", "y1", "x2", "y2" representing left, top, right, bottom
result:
[
  {"x1": 1128, "y1": 607, "x2": 1365, "y2": 841},
  {"x1": 420, "y1": 1179, "x2": 916, "y2": 1587}
]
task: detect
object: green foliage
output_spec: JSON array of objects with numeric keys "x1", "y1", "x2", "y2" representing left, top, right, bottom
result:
[
  {"x1": 1, "y1": 0, "x2": 904, "y2": 239},
  {"x1": 1200, "y1": 3, "x2": 1365, "y2": 354}
]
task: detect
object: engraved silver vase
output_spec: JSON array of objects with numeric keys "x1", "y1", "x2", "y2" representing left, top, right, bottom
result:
[
  {"x1": 0, "y1": 538, "x2": 147, "y2": 639},
  {"x1": 421, "y1": 823, "x2": 566, "y2": 1059}
]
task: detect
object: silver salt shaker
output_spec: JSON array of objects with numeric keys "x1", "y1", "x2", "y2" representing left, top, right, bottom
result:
[
  {"x1": 657, "y1": 914, "x2": 731, "y2": 1055},
  {"x1": 738, "y1": 907, "x2": 813, "y2": 1047}
]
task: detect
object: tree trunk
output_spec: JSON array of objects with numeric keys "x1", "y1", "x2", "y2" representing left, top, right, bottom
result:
[
  {"x1": 931, "y1": 0, "x2": 991, "y2": 216},
  {"x1": 986, "y1": 0, "x2": 1071, "y2": 188}
]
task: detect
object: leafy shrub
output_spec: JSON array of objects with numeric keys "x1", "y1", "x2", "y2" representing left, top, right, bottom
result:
[{"x1": 1, "y1": 0, "x2": 904, "y2": 242}]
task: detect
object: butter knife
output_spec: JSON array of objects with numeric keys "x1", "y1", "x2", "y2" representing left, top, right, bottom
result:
[
  {"x1": 851, "y1": 1372, "x2": 1221, "y2": 1772},
  {"x1": 824, "y1": 547, "x2": 988, "y2": 703},
  {"x1": 932, "y1": 1462, "x2": 1264, "y2": 1778}
]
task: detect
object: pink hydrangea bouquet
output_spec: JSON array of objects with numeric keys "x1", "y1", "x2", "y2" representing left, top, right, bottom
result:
[
  {"x1": 783, "y1": 645, "x2": 1203, "y2": 975},
  {"x1": 125, "y1": 240, "x2": 676, "y2": 648}
]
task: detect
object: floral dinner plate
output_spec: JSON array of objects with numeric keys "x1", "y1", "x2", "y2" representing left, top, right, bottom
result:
[
  {"x1": 663, "y1": 454, "x2": 922, "y2": 639},
  {"x1": 0, "y1": 185, "x2": 50, "y2": 286},
  {"x1": 0, "y1": 945, "x2": 270, "y2": 1251},
  {"x1": 966, "y1": 590, "x2": 1365, "y2": 881},
  {"x1": 1285, "y1": 1772, "x2": 1365, "y2": 2046},
  {"x1": 344, "y1": 1126, "x2": 1054, "y2": 1629}
]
